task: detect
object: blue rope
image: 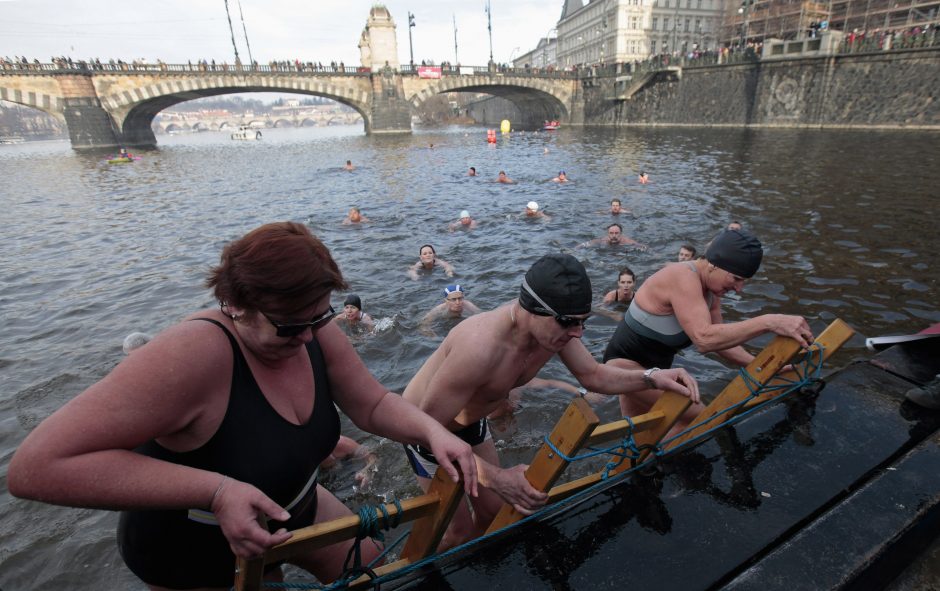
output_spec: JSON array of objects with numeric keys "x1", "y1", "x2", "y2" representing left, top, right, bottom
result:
[{"x1": 267, "y1": 347, "x2": 828, "y2": 590}]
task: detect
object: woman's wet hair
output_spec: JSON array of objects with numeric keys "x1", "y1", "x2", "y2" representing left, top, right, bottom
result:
[
  {"x1": 207, "y1": 221, "x2": 347, "y2": 315},
  {"x1": 618, "y1": 267, "x2": 635, "y2": 281},
  {"x1": 419, "y1": 244, "x2": 435, "y2": 255}
]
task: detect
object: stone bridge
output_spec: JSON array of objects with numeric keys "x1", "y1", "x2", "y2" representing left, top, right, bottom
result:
[{"x1": 0, "y1": 64, "x2": 580, "y2": 149}]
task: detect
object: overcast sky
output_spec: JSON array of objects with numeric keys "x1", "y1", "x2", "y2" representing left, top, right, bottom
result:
[{"x1": 0, "y1": 0, "x2": 562, "y2": 66}]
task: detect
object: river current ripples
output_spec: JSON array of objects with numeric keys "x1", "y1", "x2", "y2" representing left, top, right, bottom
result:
[{"x1": 0, "y1": 124, "x2": 937, "y2": 590}]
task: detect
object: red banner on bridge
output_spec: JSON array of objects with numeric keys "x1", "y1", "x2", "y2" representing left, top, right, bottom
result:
[{"x1": 417, "y1": 66, "x2": 442, "y2": 79}]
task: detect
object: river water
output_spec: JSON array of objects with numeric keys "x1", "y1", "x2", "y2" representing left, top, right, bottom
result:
[{"x1": 1, "y1": 124, "x2": 938, "y2": 590}]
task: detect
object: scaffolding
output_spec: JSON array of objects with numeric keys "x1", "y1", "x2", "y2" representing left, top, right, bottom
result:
[{"x1": 720, "y1": 0, "x2": 940, "y2": 45}]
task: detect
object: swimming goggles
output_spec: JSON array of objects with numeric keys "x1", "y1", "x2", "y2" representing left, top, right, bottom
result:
[{"x1": 521, "y1": 278, "x2": 590, "y2": 328}]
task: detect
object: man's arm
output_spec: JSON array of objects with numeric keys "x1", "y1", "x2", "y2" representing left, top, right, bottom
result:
[
  {"x1": 418, "y1": 304, "x2": 445, "y2": 335},
  {"x1": 559, "y1": 340, "x2": 700, "y2": 403}
]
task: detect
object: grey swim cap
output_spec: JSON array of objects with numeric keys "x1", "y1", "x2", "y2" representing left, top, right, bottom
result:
[
  {"x1": 343, "y1": 294, "x2": 362, "y2": 310},
  {"x1": 519, "y1": 254, "x2": 592, "y2": 316},
  {"x1": 706, "y1": 229, "x2": 763, "y2": 278}
]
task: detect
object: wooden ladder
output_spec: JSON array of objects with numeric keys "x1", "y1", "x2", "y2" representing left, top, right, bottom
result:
[{"x1": 235, "y1": 318, "x2": 854, "y2": 589}]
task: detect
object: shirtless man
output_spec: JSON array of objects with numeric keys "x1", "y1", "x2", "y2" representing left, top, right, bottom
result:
[
  {"x1": 604, "y1": 229, "x2": 813, "y2": 421},
  {"x1": 449, "y1": 210, "x2": 478, "y2": 231},
  {"x1": 609, "y1": 198, "x2": 625, "y2": 215},
  {"x1": 578, "y1": 223, "x2": 647, "y2": 249},
  {"x1": 678, "y1": 244, "x2": 697, "y2": 261},
  {"x1": 402, "y1": 254, "x2": 699, "y2": 548},
  {"x1": 468, "y1": 167, "x2": 478, "y2": 177},
  {"x1": 551, "y1": 171, "x2": 569, "y2": 183},
  {"x1": 342, "y1": 207, "x2": 369, "y2": 225},
  {"x1": 523, "y1": 201, "x2": 551, "y2": 221},
  {"x1": 419, "y1": 284, "x2": 482, "y2": 336},
  {"x1": 496, "y1": 170, "x2": 516, "y2": 184},
  {"x1": 343, "y1": 160, "x2": 355, "y2": 171}
]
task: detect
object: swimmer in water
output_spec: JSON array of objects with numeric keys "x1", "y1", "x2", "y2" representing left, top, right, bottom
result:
[
  {"x1": 551, "y1": 171, "x2": 569, "y2": 183},
  {"x1": 468, "y1": 166, "x2": 477, "y2": 177},
  {"x1": 343, "y1": 160, "x2": 354, "y2": 171},
  {"x1": 449, "y1": 210, "x2": 478, "y2": 231},
  {"x1": 678, "y1": 244, "x2": 697, "y2": 261},
  {"x1": 332, "y1": 294, "x2": 375, "y2": 330},
  {"x1": 408, "y1": 244, "x2": 455, "y2": 280},
  {"x1": 638, "y1": 171, "x2": 649, "y2": 184},
  {"x1": 603, "y1": 267, "x2": 637, "y2": 305},
  {"x1": 523, "y1": 201, "x2": 551, "y2": 221},
  {"x1": 342, "y1": 207, "x2": 369, "y2": 225},
  {"x1": 578, "y1": 223, "x2": 647, "y2": 249},
  {"x1": 496, "y1": 171, "x2": 516, "y2": 184},
  {"x1": 419, "y1": 284, "x2": 483, "y2": 336}
]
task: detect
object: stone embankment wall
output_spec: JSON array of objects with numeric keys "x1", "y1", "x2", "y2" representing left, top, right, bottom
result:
[{"x1": 581, "y1": 47, "x2": 940, "y2": 129}]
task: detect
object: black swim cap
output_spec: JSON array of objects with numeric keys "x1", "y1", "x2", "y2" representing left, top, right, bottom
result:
[
  {"x1": 705, "y1": 229, "x2": 763, "y2": 278},
  {"x1": 343, "y1": 294, "x2": 362, "y2": 310},
  {"x1": 519, "y1": 254, "x2": 592, "y2": 316}
]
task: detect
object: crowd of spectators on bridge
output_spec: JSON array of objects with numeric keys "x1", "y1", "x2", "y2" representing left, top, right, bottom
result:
[{"x1": 2, "y1": 25, "x2": 934, "y2": 76}]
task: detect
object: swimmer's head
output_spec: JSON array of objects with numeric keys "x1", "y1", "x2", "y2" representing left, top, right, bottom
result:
[
  {"x1": 520, "y1": 254, "x2": 592, "y2": 317},
  {"x1": 443, "y1": 284, "x2": 466, "y2": 314},
  {"x1": 706, "y1": 229, "x2": 763, "y2": 278},
  {"x1": 343, "y1": 294, "x2": 362, "y2": 310},
  {"x1": 526, "y1": 201, "x2": 539, "y2": 212},
  {"x1": 459, "y1": 210, "x2": 470, "y2": 220},
  {"x1": 123, "y1": 332, "x2": 152, "y2": 355}
]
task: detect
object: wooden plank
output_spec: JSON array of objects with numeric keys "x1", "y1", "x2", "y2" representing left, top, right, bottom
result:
[
  {"x1": 233, "y1": 555, "x2": 266, "y2": 591},
  {"x1": 347, "y1": 558, "x2": 411, "y2": 590},
  {"x1": 399, "y1": 468, "x2": 465, "y2": 561},
  {"x1": 233, "y1": 494, "x2": 442, "y2": 591},
  {"x1": 743, "y1": 318, "x2": 854, "y2": 410},
  {"x1": 547, "y1": 471, "x2": 604, "y2": 503},
  {"x1": 485, "y1": 397, "x2": 600, "y2": 533},
  {"x1": 264, "y1": 495, "x2": 440, "y2": 563},
  {"x1": 665, "y1": 334, "x2": 803, "y2": 451},
  {"x1": 585, "y1": 410, "x2": 665, "y2": 446}
]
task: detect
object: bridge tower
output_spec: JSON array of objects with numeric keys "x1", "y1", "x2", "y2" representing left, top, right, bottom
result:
[{"x1": 360, "y1": 5, "x2": 411, "y2": 134}]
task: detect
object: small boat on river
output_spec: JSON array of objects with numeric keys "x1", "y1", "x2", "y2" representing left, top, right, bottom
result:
[
  {"x1": 231, "y1": 125, "x2": 263, "y2": 141},
  {"x1": 235, "y1": 319, "x2": 940, "y2": 590},
  {"x1": 542, "y1": 120, "x2": 560, "y2": 131},
  {"x1": 107, "y1": 155, "x2": 140, "y2": 164}
]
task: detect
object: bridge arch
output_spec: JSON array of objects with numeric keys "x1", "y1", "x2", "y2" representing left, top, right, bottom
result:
[
  {"x1": 0, "y1": 83, "x2": 65, "y2": 121},
  {"x1": 407, "y1": 75, "x2": 574, "y2": 130},
  {"x1": 99, "y1": 75, "x2": 372, "y2": 147}
]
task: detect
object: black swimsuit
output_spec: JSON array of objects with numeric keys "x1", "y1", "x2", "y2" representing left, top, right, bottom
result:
[{"x1": 117, "y1": 318, "x2": 340, "y2": 589}]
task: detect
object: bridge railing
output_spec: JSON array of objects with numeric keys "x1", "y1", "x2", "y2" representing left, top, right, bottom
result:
[
  {"x1": 398, "y1": 63, "x2": 578, "y2": 79},
  {"x1": 0, "y1": 62, "x2": 369, "y2": 76},
  {"x1": 0, "y1": 61, "x2": 580, "y2": 78}
]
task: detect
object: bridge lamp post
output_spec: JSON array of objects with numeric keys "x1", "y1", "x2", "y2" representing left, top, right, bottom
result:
[
  {"x1": 485, "y1": 0, "x2": 495, "y2": 67},
  {"x1": 408, "y1": 12, "x2": 416, "y2": 67}
]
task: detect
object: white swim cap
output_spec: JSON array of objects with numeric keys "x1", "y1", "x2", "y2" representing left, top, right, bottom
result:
[
  {"x1": 123, "y1": 332, "x2": 152, "y2": 355},
  {"x1": 527, "y1": 201, "x2": 539, "y2": 211},
  {"x1": 459, "y1": 210, "x2": 470, "y2": 219}
]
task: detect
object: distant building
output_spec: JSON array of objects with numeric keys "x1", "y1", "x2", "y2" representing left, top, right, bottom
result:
[
  {"x1": 550, "y1": 0, "x2": 724, "y2": 67},
  {"x1": 719, "y1": 0, "x2": 940, "y2": 47},
  {"x1": 513, "y1": 37, "x2": 558, "y2": 69}
]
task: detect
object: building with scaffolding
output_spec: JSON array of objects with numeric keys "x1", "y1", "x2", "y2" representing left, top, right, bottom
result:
[
  {"x1": 554, "y1": 0, "x2": 726, "y2": 66},
  {"x1": 720, "y1": 0, "x2": 940, "y2": 46}
]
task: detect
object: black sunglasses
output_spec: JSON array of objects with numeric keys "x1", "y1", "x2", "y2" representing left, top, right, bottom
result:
[
  {"x1": 521, "y1": 279, "x2": 589, "y2": 328},
  {"x1": 262, "y1": 305, "x2": 335, "y2": 337}
]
